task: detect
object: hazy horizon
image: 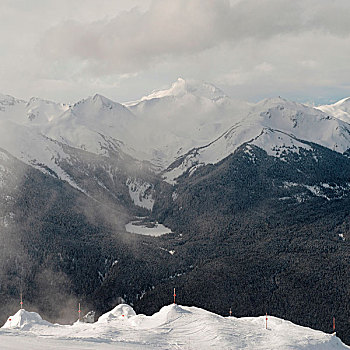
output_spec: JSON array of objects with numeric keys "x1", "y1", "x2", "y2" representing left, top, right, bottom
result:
[{"x1": 2, "y1": 0, "x2": 350, "y2": 105}]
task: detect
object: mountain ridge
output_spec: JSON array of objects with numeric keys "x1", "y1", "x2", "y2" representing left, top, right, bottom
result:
[
  {"x1": 2, "y1": 80, "x2": 350, "y2": 344},
  {"x1": 1, "y1": 80, "x2": 350, "y2": 178}
]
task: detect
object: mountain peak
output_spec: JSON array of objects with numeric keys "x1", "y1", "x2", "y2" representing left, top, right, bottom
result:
[
  {"x1": 91, "y1": 93, "x2": 115, "y2": 105},
  {"x1": 258, "y1": 96, "x2": 288, "y2": 106},
  {"x1": 127, "y1": 78, "x2": 227, "y2": 106},
  {"x1": 71, "y1": 93, "x2": 124, "y2": 111},
  {"x1": 139, "y1": 78, "x2": 190, "y2": 101},
  {"x1": 186, "y1": 80, "x2": 227, "y2": 100},
  {"x1": 316, "y1": 96, "x2": 350, "y2": 124},
  {"x1": 330, "y1": 96, "x2": 350, "y2": 108},
  {"x1": 0, "y1": 93, "x2": 26, "y2": 105},
  {"x1": 27, "y1": 96, "x2": 68, "y2": 108}
]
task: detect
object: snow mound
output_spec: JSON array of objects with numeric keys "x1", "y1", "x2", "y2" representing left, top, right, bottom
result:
[
  {"x1": 97, "y1": 304, "x2": 136, "y2": 323},
  {"x1": 149, "y1": 304, "x2": 191, "y2": 324},
  {"x1": 2, "y1": 309, "x2": 52, "y2": 330},
  {"x1": 1, "y1": 304, "x2": 349, "y2": 349},
  {"x1": 128, "y1": 303, "x2": 191, "y2": 329}
]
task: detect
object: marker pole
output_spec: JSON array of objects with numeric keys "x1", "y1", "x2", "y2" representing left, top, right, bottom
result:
[
  {"x1": 333, "y1": 317, "x2": 336, "y2": 333},
  {"x1": 266, "y1": 312, "x2": 268, "y2": 329},
  {"x1": 229, "y1": 307, "x2": 232, "y2": 317},
  {"x1": 78, "y1": 303, "x2": 81, "y2": 322},
  {"x1": 173, "y1": 288, "x2": 176, "y2": 304},
  {"x1": 20, "y1": 293, "x2": 23, "y2": 310}
]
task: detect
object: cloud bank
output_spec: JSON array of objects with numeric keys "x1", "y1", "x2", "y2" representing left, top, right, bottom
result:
[
  {"x1": 40, "y1": 0, "x2": 350, "y2": 73},
  {"x1": 1, "y1": 0, "x2": 350, "y2": 103}
]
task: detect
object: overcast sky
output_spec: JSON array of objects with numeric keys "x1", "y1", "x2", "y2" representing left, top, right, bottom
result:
[{"x1": 1, "y1": 0, "x2": 350, "y2": 104}]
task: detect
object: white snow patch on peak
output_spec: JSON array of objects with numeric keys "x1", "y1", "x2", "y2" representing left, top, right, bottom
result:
[
  {"x1": 144, "y1": 78, "x2": 189, "y2": 100},
  {"x1": 72, "y1": 94, "x2": 131, "y2": 115},
  {"x1": 2, "y1": 309, "x2": 52, "y2": 330},
  {"x1": 317, "y1": 97, "x2": 350, "y2": 124},
  {"x1": 127, "y1": 78, "x2": 227, "y2": 106}
]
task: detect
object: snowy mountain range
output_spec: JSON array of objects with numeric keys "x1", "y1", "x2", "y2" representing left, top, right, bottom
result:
[
  {"x1": 2, "y1": 79, "x2": 350, "y2": 345},
  {"x1": 1, "y1": 78, "x2": 350, "y2": 188}
]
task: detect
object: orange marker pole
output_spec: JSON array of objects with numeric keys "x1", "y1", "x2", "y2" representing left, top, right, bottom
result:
[
  {"x1": 78, "y1": 303, "x2": 81, "y2": 322},
  {"x1": 173, "y1": 288, "x2": 176, "y2": 304},
  {"x1": 20, "y1": 293, "x2": 23, "y2": 310},
  {"x1": 229, "y1": 308, "x2": 232, "y2": 316},
  {"x1": 333, "y1": 317, "x2": 336, "y2": 332},
  {"x1": 266, "y1": 312, "x2": 268, "y2": 329}
]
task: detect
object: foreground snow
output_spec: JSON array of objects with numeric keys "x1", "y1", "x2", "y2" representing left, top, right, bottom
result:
[{"x1": 1, "y1": 304, "x2": 348, "y2": 350}]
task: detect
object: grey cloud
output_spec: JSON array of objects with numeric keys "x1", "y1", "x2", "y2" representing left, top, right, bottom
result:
[
  {"x1": 40, "y1": 0, "x2": 230, "y2": 73},
  {"x1": 2, "y1": 0, "x2": 350, "y2": 104},
  {"x1": 39, "y1": 0, "x2": 350, "y2": 75}
]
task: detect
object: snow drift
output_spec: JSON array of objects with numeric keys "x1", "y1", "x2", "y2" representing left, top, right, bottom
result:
[
  {"x1": 2, "y1": 309, "x2": 52, "y2": 331},
  {"x1": 1, "y1": 303, "x2": 348, "y2": 349}
]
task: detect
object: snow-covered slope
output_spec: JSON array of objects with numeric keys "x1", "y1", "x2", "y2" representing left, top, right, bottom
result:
[
  {"x1": 25, "y1": 97, "x2": 69, "y2": 125},
  {"x1": 0, "y1": 120, "x2": 82, "y2": 189},
  {"x1": 317, "y1": 98, "x2": 350, "y2": 124},
  {"x1": 1, "y1": 304, "x2": 347, "y2": 349},
  {"x1": 0, "y1": 80, "x2": 250, "y2": 181},
  {"x1": 126, "y1": 78, "x2": 250, "y2": 168},
  {"x1": 0, "y1": 92, "x2": 138, "y2": 161},
  {"x1": 126, "y1": 77, "x2": 228, "y2": 104},
  {"x1": 0, "y1": 93, "x2": 68, "y2": 125},
  {"x1": 2, "y1": 83, "x2": 350, "y2": 188},
  {"x1": 0, "y1": 94, "x2": 83, "y2": 188},
  {"x1": 43, "y1": 94, "x2": 139, "y2": 157},
  {"x1": 164, "y1": 97, "x2": 350, "y2": 183}
]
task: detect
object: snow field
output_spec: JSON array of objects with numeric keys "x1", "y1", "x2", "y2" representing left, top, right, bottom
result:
[{"x1": 1, "y1": 303, "x2": 348, "y2": 349}]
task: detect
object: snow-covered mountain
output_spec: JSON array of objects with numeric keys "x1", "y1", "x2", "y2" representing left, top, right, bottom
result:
[
  {"x1": 42, "y1": 94, "x2": 139, "y2": 158},
  {"x1": 3, "y1": 80, "x2": 350, "y2": 185},
  {"x1": 3, "y1": 82, "x2": 350, "y2": 345},
  {"x1": 0, "y1": 93, "x2": 69, "y2": 125},
  {"x1": 2, "y1": 81, "x2": 350, "y2": 226},
  {"x1": 0, "y1": 120, "x2": 82, "y2": 188},
  {"x1": 317, "y1": 98, "x2": 350, "y2": 124},
  {"x1": 126, "y1": 78, "x2": 250, "y2": 168},
  {"x1": 163, "y1": 96, "x2": 350, "y2": 183},
  {"x1": 0, "y1": 79, "x2": 251, "y2": 173},
  {"x1": 1, "y1": 304, "x2": 347, "y2": 349}
]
